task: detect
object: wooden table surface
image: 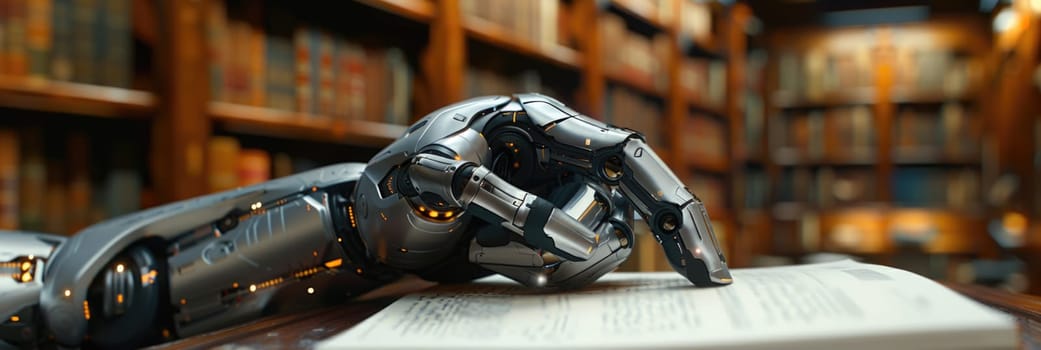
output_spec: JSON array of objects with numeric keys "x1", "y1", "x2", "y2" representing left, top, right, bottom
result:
[{"x1": 149, "y1": 278, "x2": 1041, "y2": 349}]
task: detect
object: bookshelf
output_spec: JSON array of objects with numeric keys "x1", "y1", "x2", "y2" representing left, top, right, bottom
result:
[
  {"x1": 737, "y1": 15, "x2": 996, "y2": 279},
  {"x1": 0, "y1": 0, "x2": 747, "y2": 276}
]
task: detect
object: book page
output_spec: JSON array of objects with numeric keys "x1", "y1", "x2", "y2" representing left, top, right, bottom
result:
[{"x1": 317, "y1": 260, "x2": 1016, "y2": 350}]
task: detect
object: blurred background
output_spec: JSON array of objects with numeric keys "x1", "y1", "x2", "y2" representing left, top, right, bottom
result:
[{"x1": 0, "y1": 0, "x2": 1038, "y2": 294}]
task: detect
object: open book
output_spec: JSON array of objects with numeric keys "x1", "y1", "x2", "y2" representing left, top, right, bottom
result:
[{"x1": 317, "y1": 260, "x2": 1016, "y2": 349}]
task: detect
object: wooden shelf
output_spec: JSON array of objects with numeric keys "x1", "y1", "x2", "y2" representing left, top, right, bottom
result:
[
  {"x1": 356, "y1": 0, "x2": 435, "y2": 23},
  {"x1": 209, "y1": 102, "x2": 407, "y2": 148},
  {"x1": 0, "y1": 76, "x2": 156, "y2": 118},
  {"x1": 772, "y1": 87, "x2": 875, "y2": 109},
  {"x1": 609, "y1": 0, "x2": 671, "y2": 32},
  {"x1": 688, "y1": 155, "x2": 729, "y2": 174},
  {"x1": 605, "y1": 69, "x2": 666, "y2": 98},
  {"x1": 688, "y1": 98, "x2": 726, "y2": 117},
  {"x1": 890, "y1": 86, "x2": 976, "y2": 104},
  {"x1": 463, "y1": 16, "x2": 580, "y2": 70},
  {"x1": 893, "y1": 148, "x2": 981, "y2": 166}
]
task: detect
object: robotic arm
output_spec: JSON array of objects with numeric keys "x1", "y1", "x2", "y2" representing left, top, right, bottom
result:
[{"x1": 0, "y1": 93, "x2": 730, "y2": 349}]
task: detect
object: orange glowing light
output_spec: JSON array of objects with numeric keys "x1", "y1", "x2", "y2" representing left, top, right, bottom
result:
[{"x1": 324, "y1": 259, "x2": 343, "y2": 269}]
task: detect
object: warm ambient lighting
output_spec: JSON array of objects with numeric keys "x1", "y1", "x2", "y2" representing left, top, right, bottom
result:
[
  {"x1": 63, "y1": 289, "x2": 71, "y2": 297},
  {"x1": 116, "y1": 264, "x2": 125, "y2": 273},
  {"x1": 1032, "y1": 0, "x2": 1041, "y2": 14},
  {"x1": 994, "y1": 7, "x2": 1019, "y2": 32},
  {"x1": 249, "y1": 284, "x2": 257, "y2": 292},
  {"x1": 9, "y1": 315, "x2": 19, "y2": 323},
  {"x1": 1002, "y1": 212, "x2": 1028, "y2": 236},
  {"x1": 307, "y1": 287, "x2": 315, "y2": 295}
]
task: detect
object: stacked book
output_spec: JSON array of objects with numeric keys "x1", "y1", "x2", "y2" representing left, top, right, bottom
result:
[{"x1": 0, "y1": 0, "x2": 133, "y2": 87}]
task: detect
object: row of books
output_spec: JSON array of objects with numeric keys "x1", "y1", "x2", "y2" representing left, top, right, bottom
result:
[
  {"x1": 743, "y1": 168, "x2": 768, "y2": 209},
  {"x1": 680, "y1": 113, "x2": 726, "y2": 165},
  {"x1": 206, "y1": 1, "x2": 412, "y2": 125},
  {"x1": 206, "y1": 136, "x2": 321, "y2": 194},
  {"x1": 777, "y1": 49, "x2": 873, "y2": 99},
  {"x1": 0, "y1": 0, "x2": 132, "y2": 87},
  {"x1": 0, "y1": 128, "x2": 143, "y2": 235},
  {"x1": 777, "y1": 48, "x2": 977, "y2": 100},
  {"x1": 774, "y1": 166, "x2": 980, "y2": 210},
  {"x1": 775, "y1": 106, "x2": 876, "y2": 162},
  {"x1": 893, "y1": 167, "x2": 979, "y2": 210},
  {"x1": 600, "y1": 13, "x2": 671, "y2": 93},
  {"x1": 892, "y1": 49, "x2": 977, "y2": 96},
  {"x1": 461, "y1": 0, "x2": 570, "y2": 49},
  {"x1": 603, "y1": 86, "x2": 665, "y2": 149},
  {"x1": 777, "y1": 167, "x2": 877, "y2": 207},
  {"x1": 894, "y1": 103, "x2": 979, "y2": 159},
  {"x1": 679, "y1": 58, "x2": 726, "y2": 108},
  {"x1": 465, "y1": 67, "x2": 563, "y2": 102},
  {"x1": 607, "y1": 0, "x2": 716, "y2": 47}
]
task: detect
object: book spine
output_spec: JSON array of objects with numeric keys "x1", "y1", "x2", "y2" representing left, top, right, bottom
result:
[
  {"x1": 206, "y1": 136, "x2": 240, "y2": 193},
  {"x1": 26, "y1": 0, "x2": 51, "y2": 79},
  {"x1": 105, "y1": 0, "x2": 130, "y2": 87},
  {"x1": 307, "y1": 29, "x2": 320, "y2": 116},
  {"x1": 71, "y1": 0, "x2": 95, "y2": 83},
  {"x1": 249, "y1": 22, "x2": 265, "y2": 107},
  {"x1": 7, "y1": 0, "x2": 28, "y2": 76},
  {"x1": 364, "y1": 47, "x2": 386, "y2": 123},
  {"x1": 294, "y1": 27, "x2": 313, "y2": 114},
  {"x1": 336, "y1": 39, "x2": 364, "y2": 121},
  {"x1": 317, "y1": 31, "x2": 334, "y2": 117},
  {"x1": 265, "y1": 36, "x2": 293, "y2": 111},
  {"x1": 0, "y1": 129, "x2": 18, "y2": 230},
  {"x1": 50, "y1": 0, "x2": 71, "y2": 80},
  {"x1": 18, "y1": 129, "x2": 44, "y2": 231},
  {"x1": 91, "y1": 0, "x2": 107, "y2": 85},
  {"x1": 237, "y1": 148, "x2": 271, "y2": 187},
  {"x1": 226, "y1": 20, "x2": 249, "y2": 104},
  {"x1": 331, "y1": 38, "x2": 347, "y2": 119},
  {"x1": 205, "y1": 0, "x2": 227, "y2": 102},
  {"x1": 385, "y1": 47, "x2": 409, "y2": 125}
]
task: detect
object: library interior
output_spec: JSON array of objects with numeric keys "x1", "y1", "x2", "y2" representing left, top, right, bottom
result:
[{"x1": 3, "y1": 0, "x2": 1041, "y2": 337}]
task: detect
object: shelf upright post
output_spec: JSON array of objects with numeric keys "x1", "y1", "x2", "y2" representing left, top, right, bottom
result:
[
  {"x1": 572, "y1": 0, "x2": 605, "y2": 118},
  {"x1": 423, "y1": 0, "x2": 465, "y2": 106},
  {"x1": 724, "y1": 3, "x2": 751, "y2": 266},
  {"x1": 152, "y1": 0, "x2": 211, "y2": 202}
]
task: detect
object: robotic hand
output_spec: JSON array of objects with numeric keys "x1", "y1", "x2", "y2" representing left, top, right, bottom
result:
[{"x1": 0, "y1": 94, "x2": 731, "y2": 349}]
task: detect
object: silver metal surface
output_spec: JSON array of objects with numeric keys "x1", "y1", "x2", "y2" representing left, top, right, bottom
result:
[
  {"x1": 39, "y1": 163, "x2": 365, "y2": 346},
  {"x1": 167, "y1": 193, "x2": 341, "y2": 336}
]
